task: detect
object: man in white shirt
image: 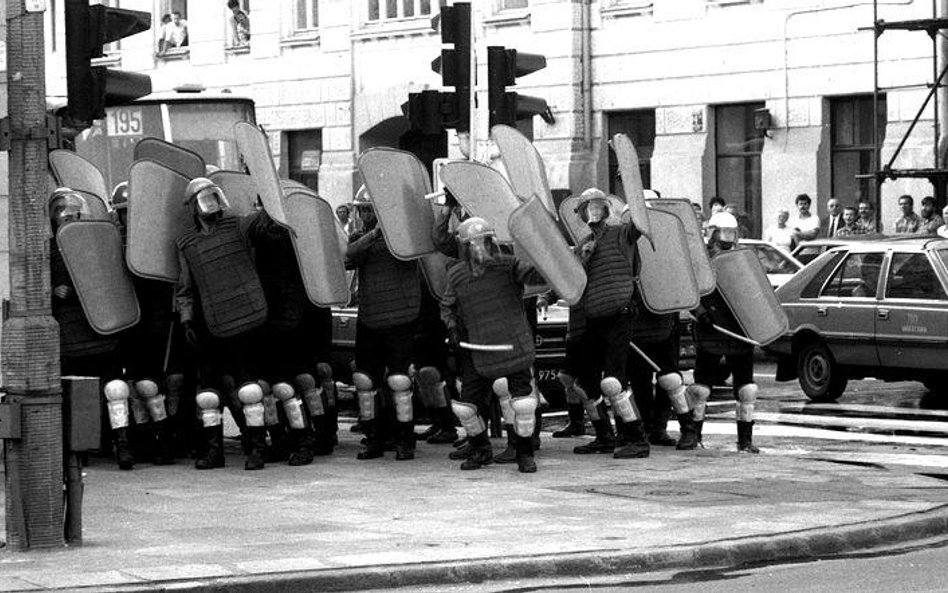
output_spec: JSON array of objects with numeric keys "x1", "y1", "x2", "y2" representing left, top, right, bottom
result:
[
  {"x1": 790, "y1": 193, "x2": 820, "y2": 242},
  {"x1": 763, "y1": 207, "x2": 794, "y2": 252}
]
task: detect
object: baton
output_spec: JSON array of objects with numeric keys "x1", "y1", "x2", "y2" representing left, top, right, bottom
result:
[
  {"x1": 460, "y1": 341, "x2": 514, "y2": 352},
  {"x1": 425, "y1": 190, "x2": 446, "y2": 201},
  {"x1": 686, "y1": 313, "x2": 761, "y2": 348},
  {"x1": 628, "y1": 341, "x2": 660, "y2": 373}
]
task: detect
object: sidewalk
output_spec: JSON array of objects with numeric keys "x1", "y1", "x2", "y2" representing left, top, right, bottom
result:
[{"x1": 1, "y1": 422, "x2": 948, "y2": 592}]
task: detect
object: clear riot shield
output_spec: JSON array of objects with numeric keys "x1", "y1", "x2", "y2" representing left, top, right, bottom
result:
[
  {"x1": 558, "y1": 195, "x2": 591, "y2": 245},
  {"x1": 610, "y1": 133, "x2": 653, "y2": 241},
  {"x1": 283, "y1": 190, "x2": 350, "y2": 307},
  {"x1": 357, "y1": 148, "x2": 436, "y2": 260},
  {"x1": 234, "y1": 121, "x2": 289, "y2": 227},
  {"x1": 74, "y1": 189, "x2": 110, "y2": 221},
  {"x1": 133, "y1": 137, "x2": 206, "y2": 179},
  {"x1": 712, "y1": 248, "x2": 789, "y2": 346},
  {"x1": 127, "y1": 159, "x2": 193, "y2": 282},
  {"x1": 208, "y1": 170, "x2": 258, "y2": 217},
  {"x1": 509, "y1": 196, "x2": 586, "y2": 306},
  {"x1": 491, "y1": 124, "x2": 557, "y2": 218},
  {"x1": 439, "y1": 161, "x2": 521, "y2": 243},
  {"x1": 647, "y1": 198, "x2": 715, "y2": 296},
  {"x1": 57, "y1": 220, "x2": 140, "y2": 335},
  {"x1": 636, "y1": 209, "x2": 700, "y2": 315},
  {"x1": 48, "y1": 150, "x2": 109, "y2": 205}
]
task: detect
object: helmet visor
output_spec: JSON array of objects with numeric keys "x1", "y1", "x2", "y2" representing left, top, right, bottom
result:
[{"x1": 194, "y1": 186, "x2": 230, "y2": 215}]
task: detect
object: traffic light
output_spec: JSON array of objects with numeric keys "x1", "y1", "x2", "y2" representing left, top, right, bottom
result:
[
  {"x1": 487, "y1": 46, "x2": 553, "y2": 128},
  {"x1": 65, "y1": 0, "x2": 152, "y2": 129},
  {"x1": 401, "y1": 90, "x2": 444, "y2": 135},
  {"x1": 430, "y1": 2, "x2": 471, "y2": 133}
]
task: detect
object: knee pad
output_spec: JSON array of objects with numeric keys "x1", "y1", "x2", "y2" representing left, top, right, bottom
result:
[
  {"x1": 352, "y1": 372, "x2": 376, "y2": 420},
  {"x1": 127, "y1": 380, "x2": 150, "y2": 425},
  {"x1": 195, "y1": 389, "x2": 222, "y2": 427},
  {"x1": 602, "y1": 377, "x2": 636, "y2": 422},
  {"x1": 316, "y1": 362, "x2": 333, "y2": 381},
  {"x1": 387, "y1": 374, "x2": 413, "y2": 422},
  {"x1": 418, "y1": 366, "x2": 447, "y2": 408},
  {"x1": 104, "y1": 379, "x2": 130, "y2": 430},
  {"x1": 737, "y1": 383, "x2": 758, "y2": 422},
  {"x1": 315, "y1": 363, "x2": 336, "y2": 407},
  {"x1": 686, "y1": 383, "x2": 711, "y2": 420},
  {"x1": 451, "y1": 400, "x2": 485, "y2": 437},
  {"x1": 558, "y1": 372, "x2": 583, "y2": 405},
  {"x1": 295, "y1": 373, "x2": 325, "y2": 417},
  {"x1": 273, "y1": 382, "x2": 306, "y2": 429},
  {"x1": 582, "y1": 395, "x2": 603, "y2": 421},
  {"x1": 237, "y1": 382, "x2": 266, "y2": 427},
  {"x1": 257, "y1": 380, "x2": 280, "y2": 426},
  {"x1": 492, "y1": 378, "x2": 515, "y2": 425},
  {"x1": 135, "y1": 379, "x2": 167, "y2": 422},
  {"x1": 511, "y1": 395, "x2": 538, "y2": 437},
  {"x1": 658, "y1": 372, "x2": 688, "y2": 415}
]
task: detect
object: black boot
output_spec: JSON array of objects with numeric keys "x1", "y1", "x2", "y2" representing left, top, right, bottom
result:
[
  {"x1": 244, "y1": 426, "x2": 267, "y2": 470},
  {"x1": 395, "y1": 421, "x2": 416, "y2": 460},
  {"x1": 449, "y1": 440, "x2": 473, "y2": 459},
  {"x1": 113, "y1": 427, "x2": 135, "y2": 470},
  {"x1": 614, "y1": 419, "x2": 650, "y2": 459},
  {"x1": 515, "y1": 435, "x2": 537, "y2": 473},
  {"x1": 460, "y1": 432, "x2": 493, "y2": 470},
  {"x1": 327, "y1": 405, "x2": 339, "y2": 446},
  {"x1": 737, "y1": 421, "x2": 760, "y2": 454},
  {"x1": 553, "y1": 403, "x2": 586, "y2": 438},
  {"x1": 494, "y1": 425, "x2": 517, "y2": 463},
  {"x1": 532, "y1": 407, "x2": 542, "y2": 451},
  {"x1": 288, "y1": 427, "x2": 315, "y2": 466},
  {"x1": 151, "y1": 419, "x2": 176, "y2": 465},
  {"x1": 648, "y1": 426, "x2": 678, "y2": 447},
  {"x1": 357, "y1": 420, "x2": 385, "y2": 460},
  {"x1": 311, "y1": 415, "x2": 334, "y2": 456},
  {"x1": 195, "y1": 425, "x2": 225, "y2": 470},
  {"x1": 266, "y1": 424, "x2": 290, "y2": 462},
  {"x1": 426, "y1": 408, "x2": 459, "y2": 444},
  {"x1": 676, "y1": 411, "x2": 700, "y2": 450},
  {"x1": 695, "y1": 420, "x2": 704, "y2": 447},
  {"x1": 573, "y1": 417, "x2": 616, "y2": 454}
]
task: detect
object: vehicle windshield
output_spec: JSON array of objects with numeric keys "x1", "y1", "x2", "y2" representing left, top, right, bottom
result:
[
  {"x1": 74, "y1": 98, "x2": 256, "y2": 192},
  {"x1": 750, "y1": 243, "x2": 800, "y2": 274},
  {"x1": 794, "y1": 245, "x2": 828, "y2": 265}
]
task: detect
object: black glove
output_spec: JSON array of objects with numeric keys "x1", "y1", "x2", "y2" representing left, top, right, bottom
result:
[
  {"x1": 447, "y1": 326, "x2": 461, "y2": 353},
  {"x1": 696, "y1": 311, "x2": 714, "y2": 331},
  {"x1": 444, "y1": 189, "x2": 458, "y2": 210},
  {"x1": 183, "y1": 321, "x2": 199, "y2": 347}
]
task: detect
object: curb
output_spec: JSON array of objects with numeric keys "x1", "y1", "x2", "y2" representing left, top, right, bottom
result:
[{"x1": 87, "y1": 503, "x2": 948, "y2": 592}]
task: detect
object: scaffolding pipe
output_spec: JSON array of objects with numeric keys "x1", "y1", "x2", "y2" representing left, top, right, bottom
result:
[{"x1": 938, "y1": 0, "x2": 948, "y2": 168}]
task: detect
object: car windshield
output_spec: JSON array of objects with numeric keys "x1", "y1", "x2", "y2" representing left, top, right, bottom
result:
[
  {"x1": 820, "y1": 251, "x2": 884, "y2": 298},
  {"x1": 886, "y1": 252, "x2": 947, "y2": 300},
  {"x1": 750, "y1": 243, "x2": 799, "y2": 274},
  {"x1": 794, "y1": 245, "x2": 826, "y2": 265}
]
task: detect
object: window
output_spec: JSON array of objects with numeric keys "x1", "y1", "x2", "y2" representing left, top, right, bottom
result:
[
  {"x1": 156, "y1": 0, "x2": 189, "y2": 56},
  {"x1": 499, "y1": 0, "x2": 528, "y2": 9},
  {"x1": 716, "y1": 103, "x2": 764, "y2": 238},
  {"x1": 286, "y1": 129, "x2": 323, "y2": 193},
  {"x1": 832, "y1": 95, "x2": 886, "y2": 209},
  {"x1": 226, "y1": 0, "x2": 251, "y2": 48},
  {"x1": 607, "y1": 110, "x2": 655, "y2": 198},
  {"x1": 886, "y1": 253, "x2": 946, "y2": 300},
  {"x1": 820, "y1": 252, "x2": 884, "y2": 298},
  {"x1": 367, "y1": 0, "x2": 433, "y2": 22},
  {"x1": 801, "y1": 251, "x2": 846, "y2": 298},
  {"x1": 295, "y1": 0, "x2": 318, "y2": 31}
]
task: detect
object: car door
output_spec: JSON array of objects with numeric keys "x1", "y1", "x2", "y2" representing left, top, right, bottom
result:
[
  {"x1": 809, "y1": 251, "x2": 884, "y2": 367},
  {"x1": 874, "y1": 250, "x2": 948, "y2": 370}
]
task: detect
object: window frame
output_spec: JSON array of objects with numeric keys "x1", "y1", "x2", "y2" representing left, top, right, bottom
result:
[
  {"x1": 883, "y1": 251, "x2": 948, "y2": 301},
  {"x1": 365, "y1": 0, "x2": 434, "y2": 24},
  {"x1": 830, "y1": 94, "x2": 886, "y2": 215},
  {"x1": 607, "y1": 109, "x2": 656, "y2": 198},
  {"x1": 819, "y1": 251, "x2": 885, "y2": 299},
  {"x1": 155, "y1": 0, "x2": 190, "y2": 59},
  {"x1": 714, "y1": 102, "x2": 765, "y2": 238}
]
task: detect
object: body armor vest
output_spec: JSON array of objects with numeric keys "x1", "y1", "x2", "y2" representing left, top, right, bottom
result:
[
  {"x1": 177, "y1": 217, "x2": 267, "y2": 339},
  {"x1": 583, "y1": 225, "x2": 636, "y2": 319},
  {"x1": 51, "y1": 243, "x2": 119, "y2": 359},
  {"x1": 693, "y1": 288, "x2": 750, "y2": 356},
  {"x1": 448, "y1": 256, "x2": 534, "y2": 377},
  {"x1": 357, "y1": 238, "x2": 421, "y2": 330}
]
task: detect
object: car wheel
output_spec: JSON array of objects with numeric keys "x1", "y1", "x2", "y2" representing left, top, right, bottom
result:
[{"x1": 796, "y1": 339, "x2": 847, "y2": 402}]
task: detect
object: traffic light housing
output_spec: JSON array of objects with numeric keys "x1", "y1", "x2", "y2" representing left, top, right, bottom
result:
[
  {"x1": 429, "y1": 2, "x2": 471, "y2": 133},
  {"x1": 65, "y1": 0, "x2": 152, "y2": 129},
  {"x1": 487, "y1": 46, "x2": 552, "y2": 128},
  {"x1": 401, "y1": 90, "x2": 445, "y2": 135}
]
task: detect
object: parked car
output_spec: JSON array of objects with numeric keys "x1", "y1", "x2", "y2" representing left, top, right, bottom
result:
[
  {"x1": 791, "y1": 234, "x2": 883, "y2": 265},
  {"x1": 740, "y1": 239, "x2": 804, "y2": 289},
  {"x1": 767, "y1": 236, "x2": 948, "y2": 402}
]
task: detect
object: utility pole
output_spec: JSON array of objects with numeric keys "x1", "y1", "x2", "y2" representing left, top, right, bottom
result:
[{"x1": 3, "y1": 0, "x2": 65, "y2": 550}]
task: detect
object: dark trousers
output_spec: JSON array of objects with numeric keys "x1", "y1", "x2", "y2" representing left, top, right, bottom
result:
[
  {"x1": 694, "y1": 347, "x2": 754, "y2": 397},
  {"x1": 458, "y1": 350, "x2": 533, "y2": 416},
  {"x1": 628, "y1": 337, "x2": 679, "y2": 431},
  {"x1": 584, "y1": 311, "x2": 634, "y2": 390}
]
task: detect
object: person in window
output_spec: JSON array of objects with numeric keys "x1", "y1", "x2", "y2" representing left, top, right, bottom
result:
[
  {"x1": 227, "y1": 0, "x2": 250, "y2": 47},
  {"x1": 789, "y1": 193, "x2": 820, "y2": 242},
  {"x1": 172, "y1": 11, "x2": 189, "y2": 47},
  {"x1": 835, "y1": 206, "x2": 866, "y2": 237},
  {"x1": 938, "y1": 205, "x2": 948, "y2": 238},
  {"x1": 335, "y1": 204, "x2": 353, "y2": 235},
  {"x1": 857, "y1": 200, "x2": 881, "y2": 234},
  {"x1": 157, "y1": 13, "x2": 173, "y2": 55},
  {"x1": 763, "y1": 207, "x2": 794, "y2": 252},
  {"x1": 894, "y1": 194, "x2": 922, "y2": 234},
  {"x1": 918, "y1": 196, "x2": 944, "y2": 235}
]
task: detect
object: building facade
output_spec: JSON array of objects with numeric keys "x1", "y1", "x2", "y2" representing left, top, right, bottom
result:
[{"x1": 0, "y1": 0, "x2": 943, "y2": 300}]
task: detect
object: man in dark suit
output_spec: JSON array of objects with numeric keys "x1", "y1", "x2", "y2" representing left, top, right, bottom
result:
[{"x1": 821, "y1": 198, "x2": 843, "y2": 238}]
